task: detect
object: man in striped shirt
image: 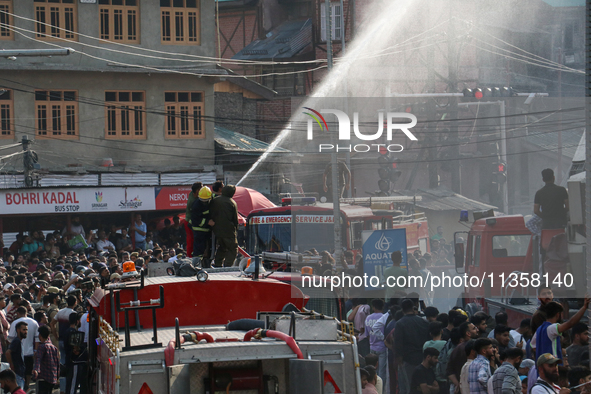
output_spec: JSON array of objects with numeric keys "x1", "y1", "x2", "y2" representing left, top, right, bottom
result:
[
  {"x1": 32, "y1": 325, "x2": 59, "y2": 394},
  {"x1": 468, "y1": 338, "x2": 494, "y2": 394},
  {"x1": 491, "y1": 348, "x2": 523, "y2": 394}
]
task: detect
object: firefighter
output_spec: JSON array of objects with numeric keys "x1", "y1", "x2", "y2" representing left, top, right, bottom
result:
[{"x1": 191, "y1": 186, "x2": 213, "y2": 266}]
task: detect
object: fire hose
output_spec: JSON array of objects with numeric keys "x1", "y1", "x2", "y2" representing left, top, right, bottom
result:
[
  {"x1": 243, "y1": 328, "x2": 304, "y2": 359},
  {"x1": 164, "y1": 331, "x2": 214, "y2": 367}
]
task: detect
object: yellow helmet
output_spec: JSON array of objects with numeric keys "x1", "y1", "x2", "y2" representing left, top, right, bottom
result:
[{"x1": 198, "y1": 186, "x2": 212, "y2": 200}]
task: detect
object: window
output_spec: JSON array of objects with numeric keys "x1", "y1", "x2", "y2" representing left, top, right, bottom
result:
[
  {"x1": 492, "y1": 235, "x2": 531, "y2": 258},
  {"x1": 164, "y1": 92, "x2": 204, "y2": 139},
  {"x1": 105, "y1": 91, "x2": 146, "y2": 139},
  {"x1": 262, "y1": 67, "x2": 305, "y2": 96},
  {"x1": 0, "y1": 1, "x2": 13, "y2": 40},
  {"x1": 160, "y1": 0, "x2": 200, "y2": 45},
  {"x1": 34, "y1": 0, "x2": 77, "y2": 41},
  {"x1": 320, "y1": 2, "x2": 342, "y2": 42},
  {"x1": 0, "y1": 89, "x2": 13, "y2": 139},
  {"x1": 35, "y1": 90, "x2": 78, "y2": 139},
  {"x1": 471, "y1": 235, "x2": 481, "y2": 266},
  {"x1": 99, "y1": 0, "x2": 139, "y2": 44}
]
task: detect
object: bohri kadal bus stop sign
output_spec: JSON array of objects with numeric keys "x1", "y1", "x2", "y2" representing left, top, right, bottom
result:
[{"x1": 362, "y1": 228, "x2": 408, "y2": 290}]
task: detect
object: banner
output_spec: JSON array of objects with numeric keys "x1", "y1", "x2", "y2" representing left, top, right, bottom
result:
[
  {"x1": 0, "y1": 187, "x2": 155, "y2": 214},
  {"x1": 154, "y1": 186, "x2": 192, "y2": 210},
  {"x1": 362, "y1": 229, "x2": 407, "y2": 289}
]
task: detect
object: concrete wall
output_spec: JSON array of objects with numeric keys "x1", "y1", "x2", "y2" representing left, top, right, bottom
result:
[
  {"x1": 2, "y1": 0, "x2": 216, "y2": 69},
  {"x1": 1, "y1": 70, "x2": 215, "y2": 169}
]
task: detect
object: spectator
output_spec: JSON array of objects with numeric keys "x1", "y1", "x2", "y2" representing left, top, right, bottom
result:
[
  {"x1": 491, "y1": 347, "x2": 523, "y2": 394},
  {"x1": 568, "y1": 367, "x2": 591, "y2": 394},
  {"x1": 459, "y1": 340, "x2": 476, "y2": 394},
  {"x1": 394, "y1": 299, "x2": 430, "y2": 394},
  {"x1": 566, "y1": 323, "x2": 589, "y2": 367},
  {"x1": 533, "y1": 298, "x2": 590, "y2": 360},
  {"x1": 6, "y1": 321, "x2": 27, "y2": 389},
  {"x1": 531, "y1": 353, "x2": 565, "y2": 394},
  {"x1": 423, "y1": 321, "x2": 446, "y2": 352},
  {"x1": 62, "y1": 216, "x2": 85, "y2": 239},
  {"x1": 510, "y1": 318, "x2": 531, "y2": 347},
  {"x1": 488, "y1": 312, "x2": 516, "y2": 348},
  {"x1": 383, "y1": 251, "x2": 408, "y2": 302},
  {"x1": 7, "y1": 306, "x2": 38, "y2": 392},
  {"x1": 0, "y1": 369, "x2": 26, "y2": 394},
  {"x1": 363, "y1": 365, "x2": 379, "y2": 394},
  {"x1": 129, "y1": 214, "x2": 147, "y2": 251},
  {"x1": 533, "y1": 168, "x2": 569, "y2": 229},
  {"x1": 424, "y1": 307, "x2": 439, "y2": 323},
  {"x1": 410, "y1": 347, "x2": 440, "y2": 394},
  {"x1": 95, "y1": 230, "x2": 115, "y2": 253},
  {"x1": 447, "y1": 321, "x2": 480, "y2": 394},
  {"x1": 365, "y1": 353, "x2": 383, "y2": 394},
  {"x1": 32, "y1": 325, "x2": 59, "y2": 394},
  {"x1": 366, "y1": 299, "x2": 387, "y2": 382},
  {"x1": 493, "y1": 325, "x2": 513, "y2": 354},
  {"x1": 468, "y1": 338, "x2": 494, "y2": 394},
  {"x1": 470, "y1": 314, "x2": 488, "y2": 338}
]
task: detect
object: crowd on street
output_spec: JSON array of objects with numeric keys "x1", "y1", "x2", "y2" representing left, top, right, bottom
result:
[{"x1": 349, "y1": 251, "x2": 591, "y2": 394}]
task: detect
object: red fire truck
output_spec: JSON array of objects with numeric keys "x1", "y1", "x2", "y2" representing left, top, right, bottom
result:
[{"x1": 453, "y1": 174, "x2": 586, "y2": 327}]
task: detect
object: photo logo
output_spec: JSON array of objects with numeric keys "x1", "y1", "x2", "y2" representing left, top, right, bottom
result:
[{"x1": 304, "y1": 108, "x2": 418, "y2": 152}]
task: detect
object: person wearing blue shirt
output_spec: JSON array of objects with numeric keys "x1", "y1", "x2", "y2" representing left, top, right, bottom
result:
[{"x1": 130, "y1": 214, "x2": 147, "y2": 250}]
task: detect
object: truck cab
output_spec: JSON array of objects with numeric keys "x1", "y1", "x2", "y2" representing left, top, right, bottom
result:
[{"x1": 455, "y1": 215, "x2": 534, "y2": 300}]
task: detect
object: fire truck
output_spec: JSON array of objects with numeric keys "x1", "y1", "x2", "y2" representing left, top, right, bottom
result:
[
  {"x1": 246, "y1": 197, "x2": 429, "y2": 263},
  {"x1": 453, "y1": 174, "x2": 586, "y2": 327},
  {"x1": 89, "y1": 270, "x2": 363, "y2": 393}
]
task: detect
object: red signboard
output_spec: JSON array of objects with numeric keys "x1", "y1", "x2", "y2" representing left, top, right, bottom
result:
[{"x1": 154, "y1": 186, "x2": 192, "y2": 210}]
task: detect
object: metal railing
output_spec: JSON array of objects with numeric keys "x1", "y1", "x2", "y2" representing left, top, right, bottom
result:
[{"x1": 98, "y1": 316, "x2": 120, "y2": 354}]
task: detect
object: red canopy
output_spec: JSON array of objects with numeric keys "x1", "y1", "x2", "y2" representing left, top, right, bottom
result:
[{"x1": 232, "y1": 187, "x2": 276, "y2": 217}]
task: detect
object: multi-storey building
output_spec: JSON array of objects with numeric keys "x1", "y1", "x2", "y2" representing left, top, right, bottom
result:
[{"x1": 0, "y1": 0, "x2": 220, "y2": 180}]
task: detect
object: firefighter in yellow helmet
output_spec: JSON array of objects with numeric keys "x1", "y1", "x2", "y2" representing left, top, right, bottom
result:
[{"x1": 190, "y1": 186, "x2": 213, "y2": 265}]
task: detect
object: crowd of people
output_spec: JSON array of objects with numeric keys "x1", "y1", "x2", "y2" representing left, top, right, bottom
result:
[{"x1": 348, "y1": 253, "x2": 591, "y2": 394}]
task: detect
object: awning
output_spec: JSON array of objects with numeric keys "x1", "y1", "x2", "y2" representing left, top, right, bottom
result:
[
  {"x1": 394, "y1": 187, "x2": 497, "y2": 211},
  {"x1": 215, "y1": 125, "x2": 290, "y2": 154},
  {"x1": 232, "y1": 19, "x2": 312, "y2": 60}
]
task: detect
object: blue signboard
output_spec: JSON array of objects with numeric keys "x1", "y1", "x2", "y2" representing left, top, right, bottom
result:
[{"x1": 362, "y1": 229, "x2": 407, "y2": 290}]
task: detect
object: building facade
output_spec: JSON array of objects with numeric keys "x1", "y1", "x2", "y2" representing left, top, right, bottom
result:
[{"x1": 0, "y1": 0, "x2": 221, "y2": 182}]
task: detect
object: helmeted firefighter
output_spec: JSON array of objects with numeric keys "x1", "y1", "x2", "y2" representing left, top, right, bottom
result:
[{"x1": 191, "y1": 186, "x2": 212, "y2": 265}]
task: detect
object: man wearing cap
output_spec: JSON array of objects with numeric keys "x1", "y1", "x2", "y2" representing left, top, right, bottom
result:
[
  {"x1": 532, "y1": 353, "x2": 570, "y2": 394},
  {"x1": 191, "y1": 186, "x2": 213, "y2": 264}
]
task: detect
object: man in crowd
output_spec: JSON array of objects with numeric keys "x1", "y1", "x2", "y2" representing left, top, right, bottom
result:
[
  {"x1": 0, "y1": 370, "x2": 26, "y2": 394},
  {"x1": 6, "y1": 321, "x2": 27, "y2": 389},
  {"x1": 566, "y1": 323, "x2": 589, "y2": 367},
  {"x1": 468, "y1": 338, "x2": 494, "y2": 394},
  {"x1": 8, "y1": 306, "x2": 38, "y2": 392},
  {"x1": 410, "y1": 347, "x2": 440, "y2": 394},
  {"x1": 394, "y1": 299, "x2": 430, "y2": 394},
  {"x1": 491, "y1": 347, "x2": 523, "y2": 394},
  {"x1": 447, "y1": 321, "x2": 480, "y2": 393},
  {"x1": 129, "y1": 214, "x2": 147, "y2": 250},
  {"x1": 534, "y1": 168, "x2": 569, "y2": 229},
  {"x1": 32, "y1": 325, "x2": 59, "y2": 394},
  {"x1": 184, "y1": 182, "x2": 202, "y2": 257},
  {"x1": 383, "y1": 251, "x2": 407, "y2": 302},
  {"x1": 531, "y1": 353, "x2": 570, "y2": 394},
  {"x1": 365, "y1": 299, "x2": 387, "y2": 382}
]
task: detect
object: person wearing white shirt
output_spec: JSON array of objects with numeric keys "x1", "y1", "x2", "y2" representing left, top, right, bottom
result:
[
  {"x1": 509, "y1": 318, "x2": 530, "y2": 347},
  {"x1": 95, "y1": 231, "x2": 115, "y2": 252}
]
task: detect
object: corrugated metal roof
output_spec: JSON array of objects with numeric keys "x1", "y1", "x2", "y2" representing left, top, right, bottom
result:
[
  {"x1": 232, "y1": 19, "x2": 312, "y2": 60},
  {"x1": 215, "y1": 125, "x2": 290, "y2": 153},
  {"x1": 395, "y1": 187, "x2": 497, "y2": 211},
  {"x1": 524, "y1": 128, "x2": 584, "y2": 159}
]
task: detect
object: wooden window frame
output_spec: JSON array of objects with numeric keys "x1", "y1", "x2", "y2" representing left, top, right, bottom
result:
[
  {"x1": 105, "y1": 90, "x2": 146, "y2": 140},
  {"x1": 34, "y1": 0, "x2": 78, "y2": 41},
  {"x1": 160, "y1": 0, "x2": 200, "y2": 45},
  {"x1": 99, "y1": 0, "x2": 140, "y2": 44},
  {"x1": 164, "y1": 91, "x2": 204, "y2": 139},
  {"x1": 35, "y1": 90, "x2": 79, "y2": 140},
  {"x1": 0, "y1": 89, "x2": 14, "y2": 139},
  {"x1": 0, "y1": 0, "x2": 13, "y2": 40}
]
